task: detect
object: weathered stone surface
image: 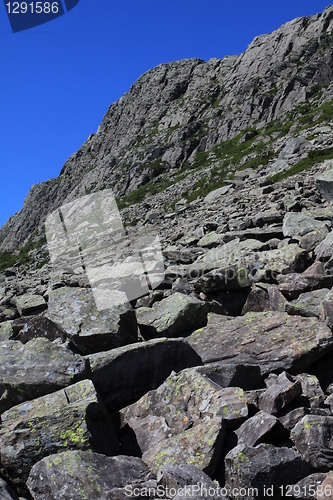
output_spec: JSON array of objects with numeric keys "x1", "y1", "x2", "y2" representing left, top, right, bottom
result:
[
  {"x1": 204, "y1": 185, "x2": 232, "y2": 204},
  {"x1": 198, "y1": 232, "x2": 222, "y2": 248},
  {"x1": 300, "y1": 226, "x2": 330, "y2": 252},
  {"x1": 0, "y1": 380, "x2": 119, "y2": 490},
  {"x1": 282, "y1": 212, "x2": 325, "y2": 238},
  {"x1": 88, "y1": 338, "x2": 202, "y2": 410},
  {"x1": 320, "y1": 289, "x2": 333, "y2": 329},
  {"x1": 235, "y1": 411, "x2": 281, "y2": 447},
  {"x1": 286, "y1": 289, "x2": 330, "y2": 318},
  {"x1": 46, "y1": 286, "x2": 137, "y2": 354},
  {"x1": 136, "y1": 292, "x2": 208, "y2": 339},
  {"x1": 291, "y1": 415, "x2": 333, "y2": 471},
  {"x1": 3, "y1": 315, "x2": 66, "y2": 344},
  {"x1": 241, "y1": 283, "x2": 287, "y2": 314},
  {"x1": 225, "y1": 444, "x2": 313, "y2": 500},
  {"x1": 259, "y1": 372, "x2": 301, "y2": 415},
  {"x1": 0, "y1": 338, "x2": 88, "y2": 413},
  {"x1": 315, "y1": 168, "x2": 333, "y2": 202},
  {"x1": 187, "y1": 312, "x2": 333, "y2": 375},
  {"x1": 315, "y1": 472, "x2": 333, "y2": 499},
  {"x1": 11, "y1": 294, "x2": 47, "y2": 316},
  {"x1": 27, "y1": 452, "x2": 152, "y2": 500},
  {"x1": 315, "y1": 232, "x2": 333, "y2": 261},
  {"x1": 278, "y1": 262, "x2": 333, "y2": 300},
  {"x1": 291, "y1": 473, "x2": 328, "y2": 500},
  {"x1": 121, "y1": 368, "x2": 246, "y2": 475},
  {"x1": 157, "y1": 465, "x2": 221, "y2": 500},
  {"x1": 295, "y1": 373, "x2": 325, "y2": 409}
]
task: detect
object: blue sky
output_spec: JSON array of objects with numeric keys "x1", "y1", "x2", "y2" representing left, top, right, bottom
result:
[{"x1": 0, "y1": 0, "x2": 331, "y2": 228}]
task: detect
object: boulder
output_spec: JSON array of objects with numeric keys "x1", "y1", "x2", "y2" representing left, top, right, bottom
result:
[
  {"x1": 282, "y1": 212, "x2": 325, "y2": 238},
  {"x1": 195, "y1": 362, "x2": 261, "y2": 391},
  {"x1": 225, "y1": 444, "x2": 313, "y2": 499},
  {"x1": 315, "y1": 232, "x2": 333, "y2": 261},
  {"x1": 11, "y1": 293, "x2": 47, "y2": 316},
  {"x1": 258, "y1": 372, "x2": 301, "y2": 415},
  {"x1": 204, "y1": 185, "x2": 232, "y2": 204},
  {"x1": 279, "y1": 137, "x2": 312, "y2": 158},
  {"x1": 235, "y1": 411, "x2": 282, "y2": 447},
  {"x1": 27, "y1": 452, "x2": 152, "y2": 500},
  {"x1": 295, "y1": 373, "x2": 325, "y2": 409},
  {"x1": 198, "y1": 232, "x2": 222, "y2": 248},
  {"x1": 320, "y1": 289, "x2": 333, "y2": 329},
  {"x1": 315, "y1": 168, "x2": 333, "y2": 202},
  {"x1": 0, "y1": 380, "x2": 119, "y2": 490},
  {"x1": 290, "y1": 473, "x2": 328, "y2": 500},
  {"x1": 157, "y1": 465, "x2": 221, "y2": 500},
  {"x1": 46, "y1": 286, "x2": 137, "y2": 354},
  {"x1": 291, "y1": 415, "x2": 333, "y2": 471},
  {"x1": 2, "y1": 315, "x2": 66, "y2": 344},
  {"x1": 315, "y1": 472, "x2": 333, "y2": 499},
  {"x1": 241, "y1": 283, "x2": 287, "y2": 314},
  {"x1": 87, "y1": 338, "x2": 202, "y2": 410},
  {"x1": 136, "y1": 292, "x2": 208, "y2": 339},
  {"x1": 286, "y1": 289, "x2": 330, "y2": 318},
  {"x1": 0, "y1": 479, "x2": 18, "y2": 500},
  {"x1": 121, "y1": 368, "x2": 247, "y2": 475},
  {"x1": 278, "y1": 262, "x2": 333, "y2": 300},
  {"x1": 187, "y1": 311, "x2": 333, "y2": 376},
  {"x1": 300, "y1": 226, "x2": 329, "y2": 252},
  {"x1": 0, "y1": 338, "x2": 88, "y2": 413}
]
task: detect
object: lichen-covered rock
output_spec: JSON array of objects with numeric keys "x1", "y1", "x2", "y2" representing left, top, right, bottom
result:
[
  {"x1": 46, "y1": 286, "x2": 137, "y2": 354},
  {"x1": 0, "y1": 478, "x2": 18, "y2": 500},
  {"x1": 241, "y1": 283, "x2": 287, "y2": 314},
  {"x1": 27, "y1": 452, "x2": 152, "y2": 500},
  {"x1": 0, "y1": 338, "x2": 88, "y2": 413},
  {"x1": 121, "y1": 368, "x2": 248, "y2": 475},
  {"x1": 157, "y1": 465, "x2": 222, "y2": 500},
  {"x1": 315, "y1": 232, "x2": 333, "y2": 261},
  {"x1": 11, "y1": 293, "x2": 47, "y2": 316},
  {"x1": 286, "y1": 289, "x2": 330, "y2": 318},
  {"x1": 225, "y1": 444, "x2": 313, "y2": 499},
  {"x1": 315, "y1": 168, "x2": 333, "y2": 202},
  {"x1": 295, "y1": 373, "x2": 325, "y2": 409},
  {"x1": 187, "y1": 312, "x2": 333, "y2": 375},
  {"x1": 88, "y1": 338, "x2": 202, "y2": 410},
  {"x1": 0, "y1": 380, "x2": 119, "y2": 491},
  {"x1": 278, "y1": 262, "x2": 333, "y2": 300},
  {"x1": 282, "y1": 212, "x2": 326, "y2": 238},
  {"x1": 136, "y1": 292, "x2": 208, "y2": 339},
  {"x1": 291, "y1": 415, "x2": 333, "y2": 471}
]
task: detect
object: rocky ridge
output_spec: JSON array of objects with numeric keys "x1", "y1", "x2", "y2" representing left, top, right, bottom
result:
[{"x1": 2, "y1": 4, "x2": 333, "y2": 500}]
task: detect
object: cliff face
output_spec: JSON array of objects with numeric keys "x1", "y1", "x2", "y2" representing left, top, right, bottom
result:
[{"x1": 1, "y1": 5, "x2": 333, "y2": 251}]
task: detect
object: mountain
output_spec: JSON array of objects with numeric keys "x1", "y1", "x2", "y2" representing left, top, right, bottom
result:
[{"x1": 1, "y1": 4, "x2": 333, "y2": 252}]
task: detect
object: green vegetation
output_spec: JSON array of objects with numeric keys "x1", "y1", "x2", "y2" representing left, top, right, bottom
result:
[
  {"x1": 0, "y1": 233, "x2": 48, "y2": 272},
  {"x1": 268, "y1": 146, "x2": 333, "y2": 183}
]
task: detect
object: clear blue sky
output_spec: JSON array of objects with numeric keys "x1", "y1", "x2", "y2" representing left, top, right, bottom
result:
[{"x1": 0, "y1": 0, "x2": 331, "y2": 228}]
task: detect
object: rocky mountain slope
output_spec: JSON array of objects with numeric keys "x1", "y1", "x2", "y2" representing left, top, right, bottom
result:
[{"x1": 1, "y1": 5, "x2": 333, "y2": 499}]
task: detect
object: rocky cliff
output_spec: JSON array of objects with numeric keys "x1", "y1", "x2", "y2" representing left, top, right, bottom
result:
[{"x1": 1, "y1": 4, "x2": 333, "y2": 251}]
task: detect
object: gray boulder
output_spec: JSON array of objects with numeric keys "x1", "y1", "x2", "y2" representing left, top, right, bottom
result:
[
  {"x1": 315, "y1": 231, "x2": 333, "y2": 261},
  {"x1": 157, "y1": 465, "x2": 221, "y2": 500},
  {"x1": 136, "y1": 292, "x2": 208, "y2": 339},
  {"x1": 11, "y1": 293, "x2": 47, "y2": 316},
  {"x1": 259, "y1": 372, "x2": 301, "y2": 415},
  {"x1": 286, "y1": 288, "x2": 330, "y2": 318},
  {"x1": 46, "y1": 286, "x2": 137, "y2": 354},
  {"x1": 225, "y1": 443, "x2": 313, "y2": 499},
  {"x1": 291, "y1": 415, "x2": 333, "y2": 471},
  {"x1": 187, "y1": 311, "x2": 333, "y2": 376},
  {"x1": 0, "y1": 380, "x2": 119, "y2": 491},
  {"x1": 282, "y1": 212, "x2": 326, "y2": 238},
  {"x1": 27, "y1": 452, "x2": 152, "y2": 500},
  {"x1": 0, "y1": 338, "x2": 88, "y2": 413},
  {"x1": 235, "y1": 411, "x2": 281, "y2": 447},
  {"x1": 87, "y1": 338, "x2": 202, "y2": 410},
  {"x1": 315, "y1": 167, "x2": 333, "y2": 202},
  {"x1": 0, "y1": 479, "x2": 18, "y2": 500}
]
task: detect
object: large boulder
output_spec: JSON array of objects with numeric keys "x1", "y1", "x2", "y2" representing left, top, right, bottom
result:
[
  {"x1": 315, "y1": 167, "x2": 333, "y2": 202},
  {"x1": 258, "y1": 372, "x2": 301, "y2": 415},
  {"x1": 291, "y1": 415, "x2": 333, "y2": 471},
  {"x1": 136, "y1": 292, "x2": 208, "y2": 339},
  {"x1": 46, "y1": 286, "x2": 137, "y2": 354},
  {"x1": 157, "y1": 465, "x2": 221, "y2": 500},
  {"x1": 0, "y1": 380, "x2": 119, "y2": 491},
  {"x1": 282, "y1": 212, "x2": 326, "y2": 238},
  {"x1": 225, "y1": 444, "x2": 313, "y2": 499},
  {"x1": 187, "y1": 311, "x2": 333, "y2": 376},
  {"x1": 27, "y1": 452, "x2": 152, "y2": 500},
  {"x1": 87, "y1": 338, "x2": 202, "y2": 410},
  {"x1": 11, "y1": 293, "x2": 47, "y2": 316},
  {"x1": 286, "y1": 289, "x2": 330, "y2": 318},
  {"x1": 0, "y1": 338, "x2": 88, "y2": 413},
  {"x1": 121, "y1": 368, "x2": 247, "y2": 475}
]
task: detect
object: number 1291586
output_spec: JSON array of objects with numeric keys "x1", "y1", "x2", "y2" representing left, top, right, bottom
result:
[{"x1": 5, "y1": 2, "x2": 59, "y2": 14}]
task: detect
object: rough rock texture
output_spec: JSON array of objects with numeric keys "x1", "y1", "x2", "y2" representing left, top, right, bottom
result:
[
  {"x1": 187, "y1": 312, "x2": 333, "y2": 375},
  {"x1": 27, "y1": 452, "x2": 152, "y2": 500}
]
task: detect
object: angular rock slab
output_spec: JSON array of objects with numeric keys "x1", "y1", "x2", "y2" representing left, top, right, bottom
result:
[
  {"x1": 27, "y1": 452, "x2": 152, "y2": 500},
  {"x1": 235, "y1": 411, "x2": 281, "y2": 447},
  {"x1": 187, "y1": 311, "x2": 333, "y2": 376},
  {"x1": 286, "y1": 289, "x2": 330, "y2": 318},
  {"x1": 0, "y1": 380, "x2": 119, "y2": 491},
  {"x1": 11, "y1": 293, "x2": 47, "y2": 316},
  {"x1": 46, "y1": 286, "x2": 137, "y2": 354},
  {"x1": 225, "y1": 444, "x2": 313, "y2": 500},
  {"x1": 315, "y1": 168, "x2": 333, "y2": 202},
  {"x1": 282, "y1": 212, "x2": 326, "y2": 238},
  {"x1": 259, "y1": 371, "x2": 301, "y2": 415},
  {"x1": 137, "y1": 292, "x2": 208, "y2": 339},
  {"x1": 158, "y1": 465, "x2": 222, "y2": 500},
  {"x1": 0, "y1": 478, "x2": 18, "y2": 500},
  {"x1": 0, "y1": 338, "x2": 88, "y2": 413},
  {"x1": 88, "y1": 338, "x2": 202, "y2": 410},
  {"x1": 121, "y1": 368, "x2": 247, "y2": 476},
  {"x1": 291, "y1": 415, "x2": 333, "y2": 471}
]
